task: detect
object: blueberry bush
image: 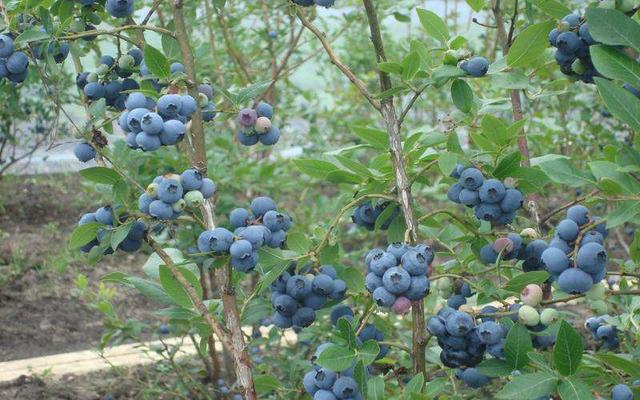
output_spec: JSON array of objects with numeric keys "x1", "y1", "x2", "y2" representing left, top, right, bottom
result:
[{"x1": 2, "y1": 0, "x2": 640, "y2": 398}]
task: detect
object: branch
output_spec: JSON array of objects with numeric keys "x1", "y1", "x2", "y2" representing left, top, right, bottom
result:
[{"x1": 296, "y1": 7, "x2": 381, "y2": 111}]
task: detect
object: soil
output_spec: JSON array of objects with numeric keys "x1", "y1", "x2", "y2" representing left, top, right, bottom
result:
[{"x1": 0, "y1": 174, "x2": 156, "y2": 362}]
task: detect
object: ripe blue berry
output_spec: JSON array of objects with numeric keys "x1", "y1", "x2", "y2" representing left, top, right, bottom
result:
[
  {"x1": 447, "y1": 183, "x2": 463, "y2": 203},
  {"x1": 372, "y1": 286, "x2": 396, "y2": 307},
  {"x1": 229, "y1": 208, "x2": 251, "y2": 228},
  {"x1": 127, "y1": 108, "x2": 149, "y2": 132},
  {"x1": 84, "y1": 82, "x2": 105, "y2": 100},
  {"x1": 160, "y1": 119, "x2": 186, "y2": 145},
  {"x1": 556, "y1": 219, "x2": 579, "y2": 242},
  {"x1": 445, "y1": 311, "x2": 474, "y2": 337},
  {"x1": 251, "y1": 196, "x2": 277, "y2": 217},
  {"x1": 459, "y1": 168, "x2": 484, "y2": 190},
  {"x1": 459, "y1": 189, "x2": 480, "y2": 206},
  {"x1": 180, "y1": 169, "x2": 203, "y2": 191},
  {"x1": 125, "y1": 92, "x2": 147, "y2": 110},
  {"x1": 105, "y1": 0, "x2": 134, "y2": 18},
  {"x1": 149, "y1": 200, "x2": 173, "y2": 219},
  {"x1": 179, "y1": 95, "x2": 197, "y2": 117},
  {"x1": 256, "y1": 101, "x2": 274, "y2": 118},
  {"x1": 0, "y1": 34, "x2": 14, "y2": 58},
  {"x1": 312, "y1": 274, "x2": 335, "y2": 296},
  {"x1": 95, "y1": 206, "x2": 113, "y2": 225},
  {"x1": 465, "y1": 57, "x2": 489, "y2": 77},
  {"x1": 406, "y1": 275, "x2": 430, "y2": 300},
  {"x1": 567, "y1": 204, "x2": 590, "y2": 226},
  {"x1": 477, "y1": 321, "x2": 504, "y2": 345},
  {"x1": 74, "y1": 142, "x2": 96, "y2": 162},
  {"x1": 478, "y1": 179, "x2": 506, "y2": 203},
  {"x1": 401, "y1": 250, "x2": 428, "y2": 276},
  {"x1": 6, "y1": 51, "x2": 29, "y2": 74},
  {"x1": 292, "y1": 307, "x2": 315, "y2": 327},
  {"x1": 576, "y1": 242, "x2": 607, "y2": 274},
  {"x1": 199, "y1": 178, "x2": 216, "y2": 198},
  {"x1": 382, "y1": 267, "x2": 411, "y2": 294},
  {"x1": 558, "y1": 268, "x2": 593, "y2": 294},
  {"x1": 480, "y1": 244, "x2": 498, "y2": 264},
  {"x1": 170, "y1": 62, "x2": 185, "y2": 74},
  {"x1": 556, "y1": 31, "x2": 581, "y2": 54},
  {"x1": 157, "y1": 94, "x2": 183, "y2": 118},
  {"x1": 259, "y1": 126, "x2": 281, "y2": 145},
  {"x1": 611, "y1": 384, "x2": 633, "y2": 400},
  {"x1": 140, "y1": 112, "x2": 164, "y2": 135},
  {"x1": 332, "y1": 376, "x2": 357, "y2": 398},
  {"x1": 157, "y1": 178, "x2": 183, "y2": 203},
  {"x1": 549, "y1": 237, "x2": 572, "y2": 254},
  {"x1": 136, "y1": 132, "x2": 161, "y2": 151},
  {"x1": 474, "y1": 203, "x2": 502, "y2": 221},
  {"x1": 231, "y1": 251, "x2": 258, "y2": 272},
  {"x1": 460, "y1": 368, "x2": 490, "y2": 388},
  {"x1": 541, "y1": 247, "x2": 570, "y2": 275},
  {"x1": 286, "y1": 275, "x2": 312, "y2": 300},
  {"x1": 273, "y1": 294, "x2": 298, "y2": 317}
]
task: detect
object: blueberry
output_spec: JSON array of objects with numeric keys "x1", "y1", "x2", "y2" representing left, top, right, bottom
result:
[
  {"x1": 263, "y1": 210, "x2": 287, "y2": 231},
  {"x1": 479, "y1": 244, "x2": 498, "y2": 264},
  {"x1": 125, "y1": 92, "x2": 147, "y2": 110},
  {"x1": 592, "y1": 216, "x2": 609, "y2": 238},
  {"x1": 127, "y1": 108, "x2": 149, "y2": 132},
  {"x1": 273, "y1": 294, "x2": 298, "y2": 317},
  {"x1": 157, "y1": 178, "x2": 183, "y2": 203},
  {"x1": 313, "y1": 368, "x2": 336, "y2": 390},
  {"x1": 548, "y1": 28, "x2": 560, "y2": 46},
  {"x1": 73, "y1": 142, "x2": 96, "y2": 162},
  {"x1": 230, "y1": 239, "x2": 253, "y2": 259},
  {"x1": 170, "y1": 62, "x2": 185, "y2": 74},
  {"x1": 256, "y1": 101, "x2": 274, "y2": 118},
  {"x1": 136, "y1": 132, "x2": 162, "y2": 151},
  {"x1": 414, "y1": 244, "x2": 435, "y2": 265},
  {"x1": 382, "y1": 267, "x2": 411, "y2": 294},
  {"x1": 523, "y1": 240, "x2": 548, "y2": 271},
  {"x1": 562, "y1": 13, "x2": 580, "y2": 28},
  {"x1": 6, "y1": 51, "x2": 29, "y2": 74},
  {"x1": 581, "y1": 230, "x2": 604, "y2": 246},
  {"x1": 292, "y1": 307, "x2": 315, "y2": 327},
  {"x1": 200, "y1": 178, "x2": 216, "y2": 198},
  {"x1": 369, "y1": 251, "x2": 397, "y2": 276},
  {"x1": 95, "y1": 206, "x2": 113, "y2": 225},
  {"x1": 386, "y1": 242, "x2": 409, "y2": 262},
  {"x1": 576, "y1": 242, "x2": 607, "y2": 274},
  {"x1": 105, "y1": 0, "x2": 134, "y2": 18},
  {"x1": 427, "y1": 316, "x2": 447, "y2": 336},
  {"x1": 229, "y1": 208, "x2": 251, "y2": 228},
  {"x1": 0, "y1": 34, "x2": 14, "y2": 58},
  {"x1": 272, "y1": 312, "x2": 292, "y2": 328},
  {"x1": 487, "y1": 339, "x2": 506, "y2": 359},
  {"x1": 478, "y1": 179, "x2": 506, "y2": 203},
  {"x1": 84, "y1": 82, "x2": 105, "y2": 100},
  {"x1": 401, "y1": 250, "x2": 428, "y2": 276},
  {"x1": 286, "y1": 275, "x2": 311, "y2": 300},
  {"x1": 304, "y1": 370, "x2": 319, "y2": 395},
  {"x1": 406, "y1": 275, "x2": 429, "y2": 300},
  {"x1": 611, "y1": 384, "x2": 633, "y2": 400},
  {"x1": 198, "y1": 84, "x2": 214, "y2": 100},
  {"x1": 293, "y1": 0, "x2": 315, "y2": 5},
  {"x1": 459, "y1": 168, "x2": 484, "y2": 190},
  {"x1": 149, "y1": 200, "x2": 173, "y2": 219},
  {"x1": 231, "y1": 251, "x2": 258, "y2": 272},
  {"x1": 447, "y1": 183, "x2": 463, "y2": 203},
  {"x1": 320, "y1": 265, "x2": 337, "y2": 279},
  {"x1": 258, "y1": 126, "x2": 281, "y2": 145},
  {"x1": 330, "y1": 279, "x2": 347, "y2": 300},
  {"x1": 541, "y1": 247, "x2": 570, "y2": 275},
  {"x1": 311, "y1": 274, "x2": 335, "y2": 296},
  {"x1": 179, "y1": 169, "x2": 203, "y2": 191},
  {"x1": 237, "y1": 130, "x2": 259, "y2": 146},
  {"x1": 127, "y1": 48, "x2": 143, "y2": 65},
  {"x1": 313, "y1": 390, "x2": 337, "y2": 400},
  {"x1": 239, "y1": 225, "x2": 266, "y2": 249},
  {"x1": 372, "y1": 286, "x2": 396, "y2": 307},
  {"x1": 549, "y1": 237, "x2": 572, "y2": 254},
  {"x1": 179, "y1": 95, "x2": 197, "y2": 117},
  {"x1": 141, "y1": 112, "x2": 164, "y2": 135},
  {"x1": 445, "y1": 311, "x2": 474, "y2": 337},
  {"x1": 198, "y1": 228, "x2": 234, "y2": 252},
  {"x1": 138, "y1": 193, "x2": 153, "y2": 213},
  {"x1": 558, "y1": 268, "x2": 593, "y2": 294},
  {"x1": 465, "y1": 57, "x2": 489, "y2": 77},
  {"x1": 118, "y1": 237, "x2": 142, "y2": 252},
  {"x1": 365, "y1": 272, "x2": 383, "y2": 292},
  {"x1": 554, "y1": 50, "x2": 576, "y2": 67},
  {"x1": 332, "y1": 376, "x2": 357, "y2": 398},
  {"x1": 78, "y1": 213, "x2": 97, "y2": 225},
  {"x1": 267, "y1": 229, "x2": 287, "y2": 248},
  {"x1": 157, "y1": 94, "x2": 183, "y2": 118},
  {"x1": 556, "y1": 219, "x2": 580, "y2": 242},
  {"x1": 596, "y1": 324, "x2": 616, "y2": 340},
  {"x1": 315, "y1": 0, "x2": 336, "y2": 7},
  {"x1": 556, "y1": 31, "x2": 581, "y2": 54},
  {"x1": 160, "y1": 119, "x2": 186, "y2": 145},
  {"x1": 474, "y1": 203, "x2": 502, "y2": 221},
  {"x1": 303, "y1": 293, "x2": 327, "y2": 310},
  {"x1": 450, "y1": 163, "x2": 466, "y2": 179},
  {"x1": 460, "y1": 368, "x2": 490, "y2": 388},
  {"x1": 238, "y1": 108, "x2": 258, "y2": 127},
  {"x1": 201, "y1": 102, "x2": 217, "y2": 121},
  {"x1": 447, "y1": 294, "x2": 466, "y2": 309},
  {"x1": 459, "y1": 188, "x2": 480, "y2": 206},
  {"x1": 251, "y1": 196, "x2": 277, "y2": 217},
  {"x1": 567, "y1": 205, "x2": 590, "y2": 226}
]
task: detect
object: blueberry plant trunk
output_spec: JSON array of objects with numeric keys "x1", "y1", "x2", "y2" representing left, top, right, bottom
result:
[{"x1": 172, "y1": 1, "x2": 257, "y2": 399}]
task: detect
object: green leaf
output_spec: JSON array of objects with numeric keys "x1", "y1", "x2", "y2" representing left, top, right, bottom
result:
[
  {"x1": 79, "y1": 167, "x2": 121, "y2": 185},
  {"x1": 88, "y1": 98, "x2": 106, "y2": 118},
  {"x1": 507, "y1": 21, "x2": 556, "y2": 67},
  {"x1": 505, "y1": 323, "x2": 534, "y2": 370},
  {"x1": 14, "y1": 27, "x2": 50, "y2": 45},
  {"x1": 143, "y1": 45, "x2": 170, "y2": 79},
  {"x1": 315, "y1": 345, "x2": 356, "y2": 372},
  {"x1": 465, "y1": 0, "x2": 485, "y2": 12},
  {"x1": 476, "y1": 358, "x2": 513, "y2": 377},
  {"x1": 68, "y1": 222, "x2": 102, "y2": 248},
  {"x1": 254, "y1": 375, "x2": 281, "y2": 394},
  {"x1": 350, "y1": 126, "x2": 388, "y2": 150},
  {"x1": 558, "y1": 377, "x2": 594, "y2": 400},
  {"x1": 553, "y1": 320, "x2": 584, "y2": 376},
  {"x1": 607, "y1": 200, "x2": 640, "y2": 228},
  {"x1": 235, "y1": 80, "x2": 272, "y2": 105},
  {"x1": 378, "y1": 62, "x2": 403, "y2": 74},
  {"x1": 367, "y1": 376, "x2": 385, "y2": 400},
  {"x1": 402, "y1": 51, "x2": 420, "y2": 80},
  {"x1": 496, "y1": 372, "x2": 558, "y2": 399},
  {"x1": 337, "y1": 318, "x2": 358, "y2": 350},
  {"x1": 585, "y1": 8, "x2": 640, "y2": 52},
  {"x1": 595, "y1": 78, "x2": 640, "y2": 132},
  {"x1": 505, "y1": 271, "x2": 549, "y2": 293},
  {"x1": 595, "y1": 353, "x2": 640, "y2": 377},
  {"x1": 293, "y1": 159, "x2": 339, "y2": 179},
  {"x1": 285, "y1": 231, "x2": 310, "y2": 254},
  {"x1": 535, "y1": 156, "x2": 596, "y2": 187},
  {"x1": 353, "y1": 360, "x2": 368, "y2": 398},
  {"x1": 438, "y1": 151, "x2": 458, "y2": 177},
  {"x1": 493, "y1": 152, "x2": 522, "y2": 179},
  {"x1": 481, "y1": 114, "x2": 509, "y2": 145},
  {"x1": 416, "y1": 8, "x2": 449, "y2": 43},
  {"x1": 110, "y1": 223, "x2": 132, "y2": 250},
  {"x1": 432, "y1": 65, "x2": 467, "y2": 86},
  {"x1": 590, "y1": 45, "x2": 640, "y2": 89},
  {"x1": 451, "y1": 79, "x2": 473, "y2": 113},
  {"x1": 127, "y1": 277, "x2": 172, "y2": 304},
  {"x1": 161, "y1": 29, "x2": 181, "y2": 62},
  {"x1": 158, "y1": 265, "x2": 202, "y2": 309},
  {"x1": 530, "y1": 0, "x2": 571, "y2": 19},
  {"x1": 403, "y1": 373, "x2": 424, "y2": 399},
  {"x1": 359, "y1": 340, "x2": 381, "y2": 366},
  {"x1": 101, "y1": 271, "x2": 130, "y2": 285}
]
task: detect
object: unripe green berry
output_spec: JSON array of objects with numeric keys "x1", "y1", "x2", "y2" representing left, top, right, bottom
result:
[
  {"x1": 520, "y1": 228, "x2": 538, "y2": 239},
  {"x1": 520, "y1": 284, "x2": 543, "y2": 307},
  {"x1": 146, "y1": 183, "x2": 159, "y2": 198},
  {"x1": 557, "y1": 21, "x2": 570, "y2": 32},
  {"x1": 198, "y1": 93, "x2": 209, "y2": 104},
  {"x1": 164, "y1": 173, "x2": 181, "y2": 181},
  {"x1": 443, "y1": 50, "x2": 458, "y2": 66},
  {"x1": 572, "y1": 59, "x2": 586, "y2": 75},
  {"x1": 118, "y1": 54, "x2": 135, "y2": 69},
  {"x1": 254, "y1": 116, "x2": 272, "y2": 134},
  {"x1": 86, "y1": 73, "x2": 99, "y2": 83},
  {"x1": 540, "y1": 308, "x2": 559, "y2": 325},
  {"x1": 70, "y1": 19, "x2": 85, "y2": 33},
  {"x1": 88, "y1": 12, "x2": 102, "y2": 25},
  {"x1": 184, "y1": 190, "x2": 205, "y2": 206},
  {"x1": 518, "y1": 305, "x2": 540, "y2": 326},
  {"x1": 172, "y1": 199, "x2": 186, "y2": 212},
  {"x1": 96, "y1": 64, "x2": 110, "y2": 75},
  {"x1": 435, "y1": 277, "x2": 453, "y2": 291}
]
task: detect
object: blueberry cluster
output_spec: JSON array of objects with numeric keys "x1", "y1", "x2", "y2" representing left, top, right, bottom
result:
[
  {"x1": 73, "y1": 142, "x2": 96, "y2": 163},
  {"x1": 351, "y1": 201, "x2": 399, "y2": 231},
  {"x1": 427, "y1": 308, "x2": 487, "y2": 369},
  {"x1": 197, "y1": 196, "x2": 292, "y2": 273},
  {"x1": 541, "y1": 205, "x2": 608, "y2": 294},
  {"x1": 236, "y1": 102, "x2": 280, "y2": 146},
  {"x1": 459, "y1": 56, "x2": 489, "y2": 78},
  {"x1": 293, "y1": 0, "x2": 336, "y2": 8},
  {"x1": 444, "y1": 281, "x2": 475, "y2": 310},
  {"x1": 270, "y1": 265, "x2": 346, "y2": 329},
  {"x1": 78, "y1": 206, "x2": 147, "y2": 254},
  {"x1": 448, "y1": 164, "x2": 524, "y2": 225},
  {"x1": 330, "y1": 305, "x2": 388, "y2": 360},
  {"x1": 364, "y1": 243, "x2": 433, "y2": 314},
  {"x1": 548, "y1": 13, "x2": 599, "y2": 83},
  {"x1": 304, "y1": 346, "x2": 362, "y2": 400},
  {"x1": 138, "y1": 170, "x2": 216, "y2": 220},
  {"x1": 118, "y1": 92, "x2": 201, "y2": 151},
  {"x1": 76, "y1": 50, "x2": 144, "y2": 111},
  {"x1": 585, "y1": 316, "x2": 620, "y2": 350},
  {"x1": 480, "y1": 233, "x2": 552, "y2": 273},
  {"x1": 0, "y1": 34, "x2": 32, "y2": 83}
]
